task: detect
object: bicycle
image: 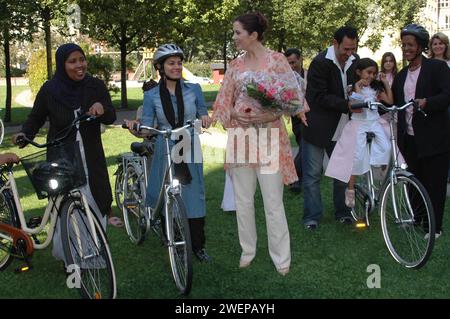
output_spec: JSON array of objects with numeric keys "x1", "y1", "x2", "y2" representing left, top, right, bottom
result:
[
  {"x1": 349, "y1": 100, "x2": 435, "y2": 269},
  {"x1": 0, "y1": 114, "x2": 117, "y2": 298},
  {"x1": 121, "y1": 119, "x2": 202, "y2": 295},
  {"x1": 114, "y1": 137, "x2": 154, "y2": 244}
]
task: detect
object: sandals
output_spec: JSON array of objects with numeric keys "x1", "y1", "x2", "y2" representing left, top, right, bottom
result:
[{"x1": 108, "y1": 216, "x2": 124, "y2": 228}]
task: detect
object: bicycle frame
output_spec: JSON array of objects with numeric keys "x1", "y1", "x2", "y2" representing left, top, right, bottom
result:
[
  {"x1": 353, "y1": 101, "x2": 418, "y2": 223},
  {"x1": 124, "y1": 120, "x2": 201, "y2": 238},
  {"x1": 150, "y1": 131, "x2": 182, "y2": 240},
  {"x1": 0, "y1": 167, "x2": 60, "y2": 250},
  {"x1": 0, "y1": 166, "x2": 100, "y2": 253},
  {"x1": 1, "y1": 114, "x2": 102, "y2": 260}
]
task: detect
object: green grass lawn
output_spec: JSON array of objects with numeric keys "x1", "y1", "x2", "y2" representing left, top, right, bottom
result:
[
  {"x1": 1, "y1": 83, "x2": 219, "y2": 126},
  {"x1": 0, "y1": 125, "x2": 449, "y2": 299},
  {"x1": 0, "y1": 85, "x2": 34, "y2": 126}
]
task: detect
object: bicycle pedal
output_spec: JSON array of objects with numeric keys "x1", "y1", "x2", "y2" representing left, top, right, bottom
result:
[
  {"x1": 26, "y1": 216, "x2": 42, "y2": 228},
  {"x1": 123, "y1": 199, "x2": 138, "y2": 209},
  {"x1": 355, "y1": 220, "x2": 368, "y2": 229},
  {"x1": 14, "y1": 264, "x2": 32, "y2": 274}
]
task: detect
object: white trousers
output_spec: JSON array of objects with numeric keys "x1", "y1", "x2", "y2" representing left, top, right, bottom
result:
[{"x1": 230, "y1": 167, "x2": 291, "y2": 269}]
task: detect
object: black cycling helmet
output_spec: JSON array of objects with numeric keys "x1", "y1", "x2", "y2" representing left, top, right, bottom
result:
[
  {"x1": 152, "y1": 43, "x2": 184, "y2": 69},
  {"x1": 401, "y1": 24, "x2": 430, "y2": 51}
]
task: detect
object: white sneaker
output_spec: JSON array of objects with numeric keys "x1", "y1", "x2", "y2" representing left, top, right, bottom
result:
[{"x1": 424, "y1": 231, "x2": 442, "y2": 240}]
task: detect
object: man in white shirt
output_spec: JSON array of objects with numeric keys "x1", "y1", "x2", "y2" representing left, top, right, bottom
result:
[{"x1": 302, "y1": 26, "x2": 359, "y2": 230}]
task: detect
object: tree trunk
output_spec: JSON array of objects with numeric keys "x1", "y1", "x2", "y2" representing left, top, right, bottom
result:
[
  {"x1": 42, "y1": 6, "x2": 52, "y2": 80},
  {"x1": 3, "y1": 27, "x2": 12, "y2": 123},
  {"x1": 120, "y1": 40, "x2": 128, "y2": 109}
]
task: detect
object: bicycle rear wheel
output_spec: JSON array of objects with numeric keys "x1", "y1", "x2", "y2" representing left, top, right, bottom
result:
[
  {"x1": 0, "y1": 189, "x2": 18, "y2": 270},
  {"x1": 166, "y1": 193, "x2": 192, "y2": 295},
  {"x1": 114, "y1": 163, "x2": 124, "y2": 213},
  {"x1": 123, "y1": 162, "x2": 147, "y2": 244},
  {"x1": 380, "y1": 173, "x2": 435, "y2": 269},
  {"x1": 60, "y1": 198, "x2": 117, "y2": 299}
]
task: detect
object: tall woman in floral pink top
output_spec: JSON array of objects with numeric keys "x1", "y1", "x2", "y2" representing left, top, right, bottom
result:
[{"x1": 212, "y1": 12, "x2": 305, "y2": 276}]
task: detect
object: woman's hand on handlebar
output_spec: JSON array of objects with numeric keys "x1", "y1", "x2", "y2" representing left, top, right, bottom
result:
[
  {"x1": 87, "y1": 102, "x2": 104, "y2": 116},
  {"x1": 123, "y1": 119, "x2": 140, "y2": 131},
  {"x1": 0, "y1": 153, "x2": 20, "y2": 165},
  {"x1": 414, "y1": 98, "x2": 427, "y2": 110},
  {"x1": 201, "y1": 115, "x2": 211, "y2": 129},
  {"x1": 12, "y1": 132, "x2": 27, "y2": 148}
]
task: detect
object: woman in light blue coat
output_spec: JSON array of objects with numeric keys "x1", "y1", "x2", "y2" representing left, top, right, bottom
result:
[{"x1": 127, "y1": 44, "x2": 212, "y2": 262}]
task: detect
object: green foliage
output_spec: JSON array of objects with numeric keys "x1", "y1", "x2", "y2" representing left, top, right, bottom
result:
[
  {"x1": 27, "y1": 48, "x2": 55, "y2": 96},
  {"x1": 183, "y1": 62, "x2": 212, "y2": 78},
  {"x1": 87, "y1": 54, "x2": 119, "y2": 93}
]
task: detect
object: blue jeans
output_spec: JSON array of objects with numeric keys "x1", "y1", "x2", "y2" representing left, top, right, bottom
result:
[{"x1": 301, "y1": 140, "x2": 351, "y2": 225}]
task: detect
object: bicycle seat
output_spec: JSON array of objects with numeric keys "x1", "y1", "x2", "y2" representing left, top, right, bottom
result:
[
  {"x1": 366, "y1": 132, "x2": 376, "y2": 143},
  {"x1": 131, "y1": 142, "x2": 153, "y2": 157}
]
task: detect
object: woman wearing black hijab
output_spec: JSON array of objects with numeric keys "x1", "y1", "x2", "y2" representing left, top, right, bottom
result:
[{"x1": 12, "y1": 43, "x2": 116, "y2": 261}]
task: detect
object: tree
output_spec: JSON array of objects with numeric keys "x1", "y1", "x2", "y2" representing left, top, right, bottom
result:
[
  {"x1": 0, "y1": 0, "x2": 35, "y2": 122},
  {"x1": 28, "y1": 0, "x2": 68, "y2": 80},
  {"x1": 79, "y1": 0, "x2": 170, "y2": 109}
]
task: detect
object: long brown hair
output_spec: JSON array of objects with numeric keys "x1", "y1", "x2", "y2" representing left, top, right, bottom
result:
[{"x1": 380, "y1": 52, "x2": 398, "y2": 76}]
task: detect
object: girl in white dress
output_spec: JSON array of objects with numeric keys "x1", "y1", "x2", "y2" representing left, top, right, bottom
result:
[{"x1": 325, "y1": 58, "x2": 393, "y2": 207}]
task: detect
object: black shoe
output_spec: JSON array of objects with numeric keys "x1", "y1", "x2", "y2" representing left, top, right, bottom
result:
[
  {"x1": 194, "y1": 248, "x2": 212, "y2": 263},
  {"x1": 304, "y1": 223, "x2": 318, "y2": 231},
  {"x1": 289, "y1": 182, "x2": 302, "y2": 193},
  {"x1": 338, "y1": 216, "x2": 354, "y2": 225}
]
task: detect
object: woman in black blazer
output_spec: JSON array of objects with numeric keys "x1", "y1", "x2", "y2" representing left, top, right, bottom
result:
[{"x1": 392, "y1": 24, "x2": 450, "y2": 237}]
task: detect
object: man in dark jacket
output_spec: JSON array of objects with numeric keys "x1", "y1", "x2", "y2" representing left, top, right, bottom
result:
[{"x1": 302, "y1": 26, "x2": 359, "y2": 230}]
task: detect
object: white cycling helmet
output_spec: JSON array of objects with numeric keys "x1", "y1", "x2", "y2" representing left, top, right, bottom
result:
[{"x1": 153, "y1": 43, "x2": 184, "y2": 67}]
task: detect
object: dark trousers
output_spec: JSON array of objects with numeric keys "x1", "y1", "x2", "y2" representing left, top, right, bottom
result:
[
  {"x1": 292, "y1": 117, "x2": 303, "y2": 183},
  {"x1": 404, "y1": 135, "x2": 449, "y2": 232},
  {"x1": 189, "y1": 217, "x2": 205, "y2": 252}
]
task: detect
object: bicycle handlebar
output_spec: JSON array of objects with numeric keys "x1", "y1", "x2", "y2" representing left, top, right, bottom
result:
[
  {"x1": 121, "y1": 119, "x2": 202, "y2": 136},
  {"x1": 16, "y1": 114, "x2": 97, "y2": 148},
  {"x1": 350, "y1": 100, "x2": 427, "y2": 117}
]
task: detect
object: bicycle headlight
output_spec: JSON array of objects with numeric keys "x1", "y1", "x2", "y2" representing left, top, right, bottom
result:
[
  {"x1": 400, "y1": 163, "x2": 408, "y2": 170},
  {"x1": 49, "y1": 179, "x2": 59, "y2": 190}
]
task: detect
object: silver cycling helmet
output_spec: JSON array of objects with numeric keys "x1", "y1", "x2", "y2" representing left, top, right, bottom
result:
[
  {"x1": 401, "y1": 24, "x2": 430, "y2": 50},
  {"x1": 152, "y1": 43, "x2": 184, "y2": 67}
]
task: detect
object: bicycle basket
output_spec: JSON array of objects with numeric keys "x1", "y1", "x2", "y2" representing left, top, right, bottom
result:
[{"x1": 21, "y1": 141, "x2": 87, "y2": 199}]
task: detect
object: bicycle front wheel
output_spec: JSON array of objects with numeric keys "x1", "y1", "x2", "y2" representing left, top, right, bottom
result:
[
  {"x1": 60, "y1": 198, "x2": 117, "y2": 299},
  {"x1": 166, "y1": 193, "x2": 192, "y2": 295},
  {"x1": 123, "y1": 162, "x2": 147, "y2": 244},
  {"x1": 380, "y1": 173, "x2": 435, "y2": 269}
]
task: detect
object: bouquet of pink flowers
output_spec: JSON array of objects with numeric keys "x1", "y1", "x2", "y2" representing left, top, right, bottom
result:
[{"x1": 244, "y1": 74, "x2": 302, "y2": 115}]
